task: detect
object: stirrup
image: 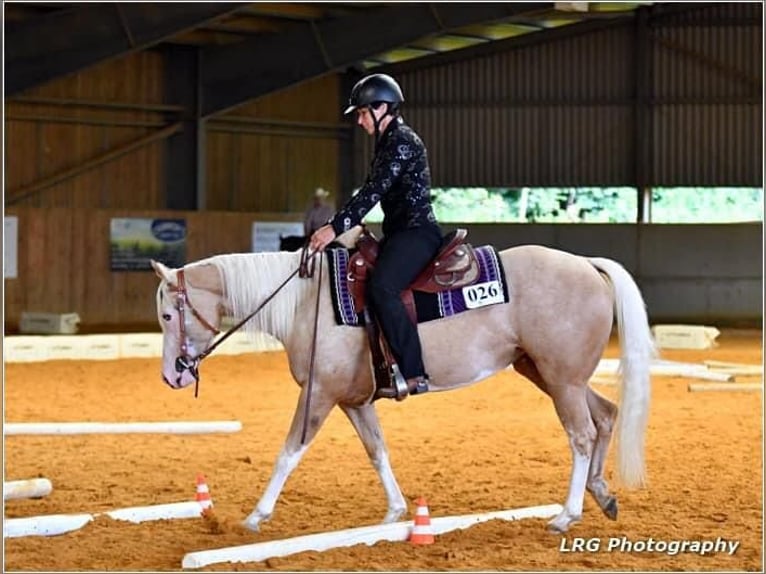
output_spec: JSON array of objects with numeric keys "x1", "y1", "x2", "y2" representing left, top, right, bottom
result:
[
  {"x1": 374, "y1": 364, "x2": 410, "y2": 401},
  {"x1": 375, "y1": 368, "x2": 430, "y2": 402},
  {"x1": 391, "y1": 364, "x2": 409, "y2": 398}
]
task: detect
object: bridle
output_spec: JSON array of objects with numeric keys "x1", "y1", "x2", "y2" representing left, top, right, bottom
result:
[{"x1": 169, "y1": 268, "x2": 220, "y2": 397}]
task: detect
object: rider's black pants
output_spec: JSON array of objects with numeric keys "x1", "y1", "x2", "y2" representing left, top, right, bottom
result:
[{"x1": 367, "y1": 225, "x2": 442, "y2": 380}]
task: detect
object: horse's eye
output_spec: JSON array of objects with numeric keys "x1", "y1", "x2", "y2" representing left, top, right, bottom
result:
[{"x1": 162, "y1": 313, "x2": 172, "y2": 321}]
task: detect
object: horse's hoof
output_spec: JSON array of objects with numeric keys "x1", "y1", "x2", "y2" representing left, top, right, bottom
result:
[
  {"x1": 547, "y1": 522, "x2": 568, "y2": 534},
  {"x1": 547, "y1": 512, "x2": 581, "y2": 534},
  {"x1": 243, "y1": 510, "x2": 271, "y2": 532},
  {"x1": 603, "y1": 497, "x2": 618, "y2": 520},
  {"x1": 242, "y1": 519, "x2": 261, "y2": 533}
]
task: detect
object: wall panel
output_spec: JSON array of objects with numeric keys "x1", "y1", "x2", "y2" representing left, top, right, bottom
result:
[
  {"x1": 5, "y1": 118, "x2": 40, "y2": 193},
  {"x1": 649, "y1": 3, "x2": 762, "y2": 186},
  {"x1": 4, "y1": 208, "x2": 307, "y2": 331},
  {"x1": 205, "y1": 131, "x2": 342, "y2": 213}
]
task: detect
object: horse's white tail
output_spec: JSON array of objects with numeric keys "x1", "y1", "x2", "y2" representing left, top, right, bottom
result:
[{"x1": 589, "y1": 257, "x2": 656, "y2": 488}]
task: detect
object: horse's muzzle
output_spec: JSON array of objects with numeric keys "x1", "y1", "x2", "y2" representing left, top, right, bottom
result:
[
  {"x1": 163, "y1": 356, "x2": 200, "y2": 389},
  {"x1": 175, "y1": 355, "x2": 200, "y2": 381}
]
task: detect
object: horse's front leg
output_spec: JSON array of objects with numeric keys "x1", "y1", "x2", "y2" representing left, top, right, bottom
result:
[
  {"x1": 243, "y1": 385, "x2": 336, "y2": 532},
  {"x1": 341, "y1": 403, "x2": 408, "y2": 524}
]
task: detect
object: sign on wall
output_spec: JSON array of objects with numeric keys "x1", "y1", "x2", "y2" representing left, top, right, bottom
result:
[
  {"x1": 110, "y1": 218, "x2": 187, "y2": 271},
  {"x1": 4, "y1": 216, "x2": 18, "y2": 279},
  {"x1": 252, "y1": 221, "x2": 304, "y2": 252}
]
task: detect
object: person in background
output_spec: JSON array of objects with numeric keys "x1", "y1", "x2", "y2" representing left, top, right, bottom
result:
[
  {"x1": 303, "y1": 187, "x2": 336, "y2": 237},
  {"x1": 308, "y1": 73, "x2": 443, "y2": 401}
]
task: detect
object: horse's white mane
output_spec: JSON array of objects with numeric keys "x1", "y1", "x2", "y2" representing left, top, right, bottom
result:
[{"x1": 193, "y1": 252, "x2": 308, "y2": 343}]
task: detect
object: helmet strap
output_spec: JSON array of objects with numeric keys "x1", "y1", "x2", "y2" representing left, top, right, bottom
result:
[
  {"x1": 369, "y1": 103, "x2": 394, "y2": 146},
  {"x1": 369, "y1": 104, "x2": 383, "y2": 145}
]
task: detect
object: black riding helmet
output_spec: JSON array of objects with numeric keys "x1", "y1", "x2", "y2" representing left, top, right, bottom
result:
[{"x1": 343, "y1": 73, "x2": 404, "y2": 116}]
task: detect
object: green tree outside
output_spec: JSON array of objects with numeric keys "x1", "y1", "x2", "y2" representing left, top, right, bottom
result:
[{"x1": 362, "y1": 187, "x2": 763, "y2": 223}]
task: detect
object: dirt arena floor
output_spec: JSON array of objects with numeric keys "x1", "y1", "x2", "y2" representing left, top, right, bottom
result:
[{"x1": 4, "y1": 329, "x2": 763, "y2": 572}]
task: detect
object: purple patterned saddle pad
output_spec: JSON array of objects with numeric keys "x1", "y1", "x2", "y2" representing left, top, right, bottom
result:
[{"x1": 326, "y1": 245, "x2": 509, "y2": 327}]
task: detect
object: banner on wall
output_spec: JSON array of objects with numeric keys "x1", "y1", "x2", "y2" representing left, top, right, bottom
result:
[
  {"x1": 110, "y1": 218, "x2": 187, "y2": 271},
  {"x1": 4, "y1": 216, "x2": 18, "y2": 279},
  {"x1": 252, "y1": 221, "x2": 304, "y2": 252}
]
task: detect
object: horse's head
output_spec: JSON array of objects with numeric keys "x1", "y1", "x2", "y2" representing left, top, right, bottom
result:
[{"x1": 151, "y1": 259, "x2": 224, "y2": 390}]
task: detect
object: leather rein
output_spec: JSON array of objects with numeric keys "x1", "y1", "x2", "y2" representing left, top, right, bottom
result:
[{"x1": 170, "y1": 248, "x2": 322, "y2": 431}]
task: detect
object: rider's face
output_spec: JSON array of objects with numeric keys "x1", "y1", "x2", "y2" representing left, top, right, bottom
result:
[{"x1": 356, "y1": 104, "x2": 387, "y2": 135}]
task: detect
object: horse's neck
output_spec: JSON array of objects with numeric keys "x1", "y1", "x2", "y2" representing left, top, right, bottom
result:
[{"x1": 215, "y1": 252, "x2": 312, "y2": 344}]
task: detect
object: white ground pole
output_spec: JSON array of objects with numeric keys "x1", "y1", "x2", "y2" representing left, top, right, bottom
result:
[
  {"x1": 4, "y1": 514, "x2": 94, "y2": 538},
  {"x1": 4, "y1": 478, "x2": 53, "y2": 501},
  {"x1": 594, "y1": 359, "x2": 735, "y2": 382},
  {"x1": 687, "y1": 382, "x2": 763, "y2": 392},
  {"x1": 3, "y1": 421, "x2": 242, "y2": 436},
  {"x1": 4, "y1": 501, "x2": 208, "y2": 539},
  {"x1": 704, "y1": 360, "x2": 763, "y2": 372},
  {"x1": 181, "y1": 503, "x2": 563, "y2": 569}
]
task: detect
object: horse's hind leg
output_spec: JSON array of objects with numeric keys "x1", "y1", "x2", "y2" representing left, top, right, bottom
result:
[
  {"x1": 547, "y1": 384, "x2": 597, "y2": 533},
  {"x1": 586, "y1": 388, "x2": 619, "y2": 520},
  {"x1": 514, "y1": 356, "x2": 601, "y2": 531},
  {"x1": 243, "y1": 387, "x2": 336, "y2": 532},
  {"x1": 341, "y1": 404, "x2": 408, "y2": 523}
]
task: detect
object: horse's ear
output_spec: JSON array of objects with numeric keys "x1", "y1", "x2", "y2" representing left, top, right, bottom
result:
[{"x1": 151, "y1": 259, "x2": 173, "y2": 282}]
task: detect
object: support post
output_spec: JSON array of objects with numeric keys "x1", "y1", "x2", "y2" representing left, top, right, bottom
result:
[
  {"x1": 633, "y1": 6, "x2": 653, "y2": 223},
  {"x1": 163, "y1": 45, "x2": 205, "y2": 210}
]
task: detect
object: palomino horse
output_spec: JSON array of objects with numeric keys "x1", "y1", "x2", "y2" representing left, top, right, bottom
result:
[{"x1": 151, "y1": 237, "x2": 654, "y2": 534}]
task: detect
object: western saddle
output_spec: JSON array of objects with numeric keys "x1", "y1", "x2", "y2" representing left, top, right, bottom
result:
[{"x1": 346, "y1": 227, "x2": 479, "y2": 400}]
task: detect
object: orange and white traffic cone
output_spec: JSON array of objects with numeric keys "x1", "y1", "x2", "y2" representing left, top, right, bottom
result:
[
  {"x1": 195, "y1": 473, "x2": 213, "y2": 510},
  {"x1": 409, "y1": 497, "x2": 435, "y2": 545}
]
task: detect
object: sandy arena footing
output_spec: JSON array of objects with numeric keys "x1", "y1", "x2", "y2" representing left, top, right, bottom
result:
[{"x1": 4, "y1": 330, "x2": 763, "y2": 571}]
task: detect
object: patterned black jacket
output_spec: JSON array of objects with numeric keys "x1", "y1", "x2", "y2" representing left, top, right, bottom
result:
[{"x1": 329, "y1": 116, "x2": 438, "y2": 238}]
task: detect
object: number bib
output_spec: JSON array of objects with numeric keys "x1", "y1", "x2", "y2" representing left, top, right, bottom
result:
[{"x1": 462, "y1": 280, "x2": 505, "y2": 309}]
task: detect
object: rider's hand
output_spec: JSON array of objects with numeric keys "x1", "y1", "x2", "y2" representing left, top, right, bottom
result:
[{"x1": 309, "y1": 224, "x2": 337, "y2": 253}]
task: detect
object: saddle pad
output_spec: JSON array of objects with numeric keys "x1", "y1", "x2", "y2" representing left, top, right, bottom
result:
[{"x1": 326, "y1": 245, "x2": 509, "y2": 327}]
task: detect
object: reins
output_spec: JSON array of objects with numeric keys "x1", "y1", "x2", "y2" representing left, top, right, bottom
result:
[
  {"x1": 300, "y1": 247, "x2": 322, "y2": 445},
  {"x1": 193, "y1": 264, "x2": 303, "y2": 362},
  {"x1": 173, "y1": 247, "x2": 324, "y2": 435}
]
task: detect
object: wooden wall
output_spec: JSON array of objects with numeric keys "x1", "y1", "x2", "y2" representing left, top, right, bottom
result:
[
  {"x1": 5, "y1": 52, "x2": 168, "y2": 209},
  {"x1": 5, "y1": 51, "x2": 348, "y2": 214},
  {"x1": 4, "y1": 207, "x2": 304, "y2": 333}
]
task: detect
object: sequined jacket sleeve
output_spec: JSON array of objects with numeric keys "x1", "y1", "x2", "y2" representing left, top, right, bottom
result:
[{"x1": 329, "y1": 118, "x2": 435, "y2": 237}]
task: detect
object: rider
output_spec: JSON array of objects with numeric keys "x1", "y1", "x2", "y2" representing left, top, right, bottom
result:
[{"x1": 309, "y1": 73, "x2": 443, "y2": 401}]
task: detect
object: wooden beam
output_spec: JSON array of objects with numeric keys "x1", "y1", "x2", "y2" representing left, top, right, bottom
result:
[
  {"x1": 204, "y1": 15, "x2": 285, "y2": 34},
  {"x1": 7, "y1": 96, "x2": 182, "y2": 113},
  {"x1": 170, "y1": 29, "x2": 246, "y2": 46},
  {"x1": 241, "y1": 3, "x2": 327, "y2": 20}
]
